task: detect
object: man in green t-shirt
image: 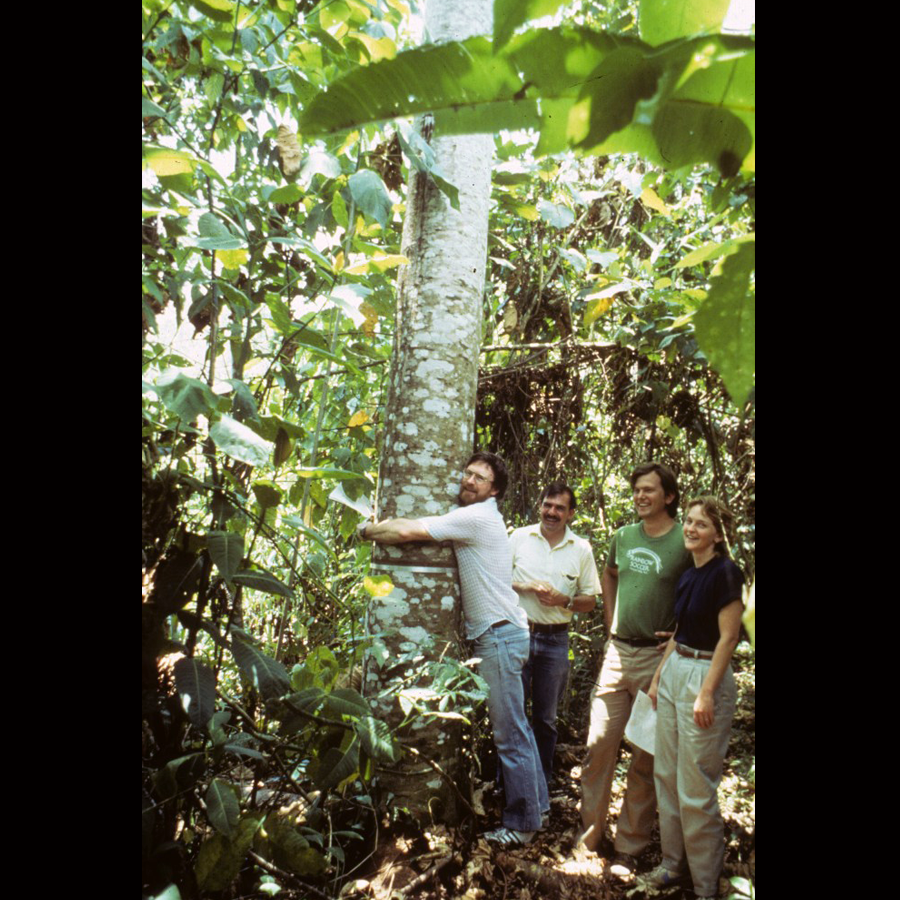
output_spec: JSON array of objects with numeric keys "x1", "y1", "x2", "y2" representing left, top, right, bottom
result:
[{"x1": 579, "y1": 463, "x2": 691, "y2": 874}]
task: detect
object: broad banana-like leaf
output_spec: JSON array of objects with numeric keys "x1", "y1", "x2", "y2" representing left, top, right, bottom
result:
[
  {"x1": 302, "y1": 28, "x2": 754, "y2": 175},
  {"x1": 230, "y1": 631, "x2": 292, "y2": 699}
]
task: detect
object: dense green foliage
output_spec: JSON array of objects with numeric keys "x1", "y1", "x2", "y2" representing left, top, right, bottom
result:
[{"x1": 142, "y1": 2, "x2": 754, "y2": 897}]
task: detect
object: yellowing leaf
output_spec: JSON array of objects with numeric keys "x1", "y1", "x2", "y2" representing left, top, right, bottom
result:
[
  {"x1": 348, "y1": 411, "x2": 370, "y2": 428},
  {"x1": 345, "y1": 254, "x2": 408, "y2": 275},
  {"x1": 364, "y1": 575, "x2": 394, "y2": 598},
  {"x1": 350, "y1": 31, "x2": 397, "y2": 63},
  {"x1": 670, "y1": 311, "x2": 695, "y2": 328},
  {"x1": 641, "y1": 187, "x2": 671, "y2": 216},
  {"x1": 333, "y1": 250, "x2": 345, "y2": 273},
  {"x1": 360, "y1": 301, "x2": 378, "y2": 338},
  {"x1": 338, "y1": 130, "x2": 361, "y2": 156},
  {"x1": 654, "y1": 277, "x2": 673, "y2": 289},
  {"x1": 585, "y1": 296, "x2": 613, "y2": 325},
  {"x1": 145, "y1": 149, "x2": 195, "y2": 178},
  {"x1": 218, "y1": 248, "x2": 248, "y2": 270},
  {"x1": 371, "y1": 254, "x2": 408, "y2": 271},
  {"x1": 515, "y1": 204, "x2": 539, "y2": 221}
]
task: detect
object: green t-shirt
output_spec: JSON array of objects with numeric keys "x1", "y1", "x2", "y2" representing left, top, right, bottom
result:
[{"x1": 607, "y1": 521, "x2": 691, "y2": 639}]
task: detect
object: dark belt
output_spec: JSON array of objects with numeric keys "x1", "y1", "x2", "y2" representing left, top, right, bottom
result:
[
  {"x1": 675, "y1": 642, "x2": 714, "y2": 660},
  {"x1": 612, "y1": 634, "x2": 659, "y2": 648},
  {"x1": 529, "y1": 621, "x2": 569, "y2": 634}
]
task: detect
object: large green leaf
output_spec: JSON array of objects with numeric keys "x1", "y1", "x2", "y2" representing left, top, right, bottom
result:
[
  {"x1": 225, "y1": 379, "x2": 260, "y2": 422},
  {"x1": 639, "y1": 0, "x2": 732, "y2": 45},
  {"x1": 301, "y1": 29, "x2": 755, "y2": 174},
  {"x1": 650, "y1": 47, "x2": 755, "y2": 176},
  {"x1": 282, "y1": 686, "x2": 327, "y2": 713},
  {"x1": 206, "y1": 779, "x2": 241, "y2": 839},
  {"x1": 294, "y1": 467, "x2": 374, "y2": 487},
  {"x1": 302, "y1": 35, "x2": 521, "y2": 135},
  {"x1": 207, "y1": 531, "x2": 244, "y2": 582},
  {"x1": 152, "y1": 549, "x2": 204, "y2": 614},
  {"x1": 230, "y1": 631, "x2": 292, "y2": 699},
  {"x1": 173, "y1": 657, "x2": 217, "y2": 728},
  {"x1": 276, "y1": 686, "x2": 328, "y2": 734},
  {"x1": 194, "y1": 816, "x2": 261, "y2": 892},
  {"x1": 315, "y1": 738, "x2": 360, "y2": 790},
  {"x1": 323, "y1": 688, "x2": 370, "y2": 720},
  {"x1": 348, "y1": 169, "x2": 392, "y2": 228},
  {"x1": 155, "y1": 371, "x2": 217, "y2": 422},
  {"x1": 694, "y1": 241, "x2": 755, "y2": 406},
  {"x1": 356, "y1": 715, "x2": 400, "y2": 762},
  {"x1": 232, "y1": 569, "x2": 294, "y2": 599},
  {"x1": 252, "y1": 481, "x2": 282, "y2": 510},
  {"x1": 538, "y1": 200, "x2": 574, "y2": 229},
  {"x1": 291, "y1": 646, "x2": 340, "y2": 690},
  {"x1": 154, "y1": 752, "x2": 206, "y2": 801},
  {"x1": 191, "y1": 0, "x2": 235, "y2": 24},
  {"x1": 210, "y1": 415, "x2": 273, "y2": 467}
]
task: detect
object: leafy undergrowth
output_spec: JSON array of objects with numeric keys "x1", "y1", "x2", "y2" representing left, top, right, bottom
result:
[{"x1": 342, "y1": 648, "x2": 755, "y2": 900}]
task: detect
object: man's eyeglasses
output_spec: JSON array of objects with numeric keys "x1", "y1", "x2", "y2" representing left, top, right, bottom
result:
[{"x1": 462, "y1": 469, "x2": 493, "y2": 484}]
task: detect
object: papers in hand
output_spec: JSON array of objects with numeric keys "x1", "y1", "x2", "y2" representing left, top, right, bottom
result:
[{"x1": 624, "y1": 690, "x2": 657, "y2": 756}]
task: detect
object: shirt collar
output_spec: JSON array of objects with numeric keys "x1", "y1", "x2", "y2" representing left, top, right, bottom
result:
[{"x1": 527, "y1": 522, "x2": 575, "y2": 547}]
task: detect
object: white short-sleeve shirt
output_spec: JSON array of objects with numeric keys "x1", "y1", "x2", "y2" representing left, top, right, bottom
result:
[
  {"x1": 509, "y1": 523, "x2": 601, "y2": 625},
  {"x1": 419, "y1": 497, "x2": 527, "y2": 639}
]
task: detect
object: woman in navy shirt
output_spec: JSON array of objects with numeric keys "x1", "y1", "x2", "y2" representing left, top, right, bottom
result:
[{"x1": 646, "y1": 498, "x2": 744, "y2": 899}]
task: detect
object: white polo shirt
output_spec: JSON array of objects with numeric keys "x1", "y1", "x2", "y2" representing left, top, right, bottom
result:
[
  {"x1": 419, "y1": 497, "x2": 527, "y2": 639},
  {"x1": 509, "y1": 523, "x2": 601, "y2": 625}
]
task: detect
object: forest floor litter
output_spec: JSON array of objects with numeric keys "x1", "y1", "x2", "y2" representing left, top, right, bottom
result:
[{"x1": 344, "y1": 650, "x2": 755, "y2": 900}]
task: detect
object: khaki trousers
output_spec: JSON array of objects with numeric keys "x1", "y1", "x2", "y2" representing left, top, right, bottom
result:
[
  {"x1": 654, "y1": 651, "x2": 735, "y2": 897},
  {"x1": 580, "y1": 640, "x2": 662, "y2": 854}
]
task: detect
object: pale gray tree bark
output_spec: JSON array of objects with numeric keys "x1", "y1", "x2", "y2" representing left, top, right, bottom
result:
[{"x1": 364, "y1": 0, "x2": 495, "y2": 823}]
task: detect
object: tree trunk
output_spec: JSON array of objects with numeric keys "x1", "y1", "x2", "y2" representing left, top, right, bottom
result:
[{"x1": 365, "y1": 0, "x2": 494, "y2": 824}]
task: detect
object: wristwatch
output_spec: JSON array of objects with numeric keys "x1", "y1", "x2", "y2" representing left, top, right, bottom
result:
[
  {"x1": 356, "y1": 521, "x2": 370, "y2": 539},
  {"x1": 564, "y1": 596, "x2": 573, "y2": 610}
]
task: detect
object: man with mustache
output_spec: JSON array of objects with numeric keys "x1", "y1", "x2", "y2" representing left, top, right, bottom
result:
[{"x1": 510, "y1": 482, "x2": 601, "y2": 799}]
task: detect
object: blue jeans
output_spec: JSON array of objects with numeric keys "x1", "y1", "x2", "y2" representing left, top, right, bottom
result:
[
  {"x1": 521, "y1": 629, "x2": 569, "y2": 785},
  {"x1": 474, "y1": 620, "x2": 548, "y2": 832}
]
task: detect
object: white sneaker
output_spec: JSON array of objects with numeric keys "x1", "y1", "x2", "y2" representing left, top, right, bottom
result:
[{"x1": 483, "y1": 826, "x2": 535, "y2": 848}]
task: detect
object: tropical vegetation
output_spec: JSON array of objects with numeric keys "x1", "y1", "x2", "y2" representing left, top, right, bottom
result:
[{"x1": 142, "y1": 1, "x2": 754, "y2": 897}]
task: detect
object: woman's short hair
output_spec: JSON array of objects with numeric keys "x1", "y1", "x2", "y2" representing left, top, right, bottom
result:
[{"x1": 685, "y1": 496, "x2": 734, "y2": 557}]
